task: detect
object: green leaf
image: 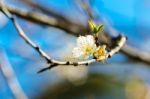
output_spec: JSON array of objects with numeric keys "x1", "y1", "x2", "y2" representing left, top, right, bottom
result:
[
  {"x1": 93, "y1": 27, "x2": 98, "y2": 34},
  {"x1": 96, "y1": 24, "x2": 104, "y2": 33},
  {"x1": 88, "y1": 20, "x2": 96, "y2": 31},
  {"x1": 88, "y1": 20, "x2": 104, "y2": 34}
]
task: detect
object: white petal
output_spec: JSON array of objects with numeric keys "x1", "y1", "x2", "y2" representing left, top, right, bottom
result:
[
  {"x1": 73, "y1": 35, "x2": 97, "y2": 59},
  {"x1": 86, "y1": 35, "x2": 95, "y2": 45},
  {"x1": 72, "y1": 47, "x2": 84, "y2": 58},
  {"x1": 77, "y1": 36, "x2": 87, "y2": 47}
]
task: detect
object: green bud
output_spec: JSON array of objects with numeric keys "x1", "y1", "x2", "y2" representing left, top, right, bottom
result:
[
  {"x1": 88, "y1": 20, "x2": 103, "y2": 34},
  {"x1": 88, "y1": 20, "x2": 96, "y2": 31},
  {"x1": 96, "y1": 24, "x2": 103, "y2": 33}
]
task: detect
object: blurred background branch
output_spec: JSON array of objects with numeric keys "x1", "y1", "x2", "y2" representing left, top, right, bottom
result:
[
  {"x1": 0, "y1": 46, "x2": 27, "y2": 99},
  {"x1": 0, "y1": 2, "x2": 87, "y2": 35}
]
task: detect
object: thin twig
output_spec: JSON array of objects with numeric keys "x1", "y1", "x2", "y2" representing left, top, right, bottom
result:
[
  {"x1": 0, "y1": 2, "x2": 126, "y2": 73},
  {"x1": 1, "y1": 0, "x2": 149, "y2": 67},
  {"x1": 0, "y1": 47, "x2": 27, "y2": 99}
]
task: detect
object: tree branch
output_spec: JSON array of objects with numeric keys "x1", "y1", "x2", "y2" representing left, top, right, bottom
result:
[
  {"x1": 77, "y1": 0, "x2": 150, "y2": 64},
  {"x1": 1, "y1": 1, "x2": 149, "y2": 67},
  {"x1": 121, "y1": 45, "x2": 150, "y2": 64},
  {"x1": 0, "y1": 2, "x2": 126, "y2": 73}
]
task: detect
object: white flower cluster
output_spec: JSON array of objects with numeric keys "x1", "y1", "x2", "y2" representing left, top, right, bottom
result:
[{"x1": 72, "y1": 35, "x2": 108, "y2": 61}]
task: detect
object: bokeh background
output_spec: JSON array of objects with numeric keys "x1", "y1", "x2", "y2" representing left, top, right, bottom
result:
[{"x1": 0, "y1": 0, "x2": 150, "y2": 99}]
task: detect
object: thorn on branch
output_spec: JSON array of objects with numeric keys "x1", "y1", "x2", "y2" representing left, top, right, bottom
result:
[
  {"x1": 108, "y1": 55, "x2": 111, "y2": 58},
  {"x1": 66, "y1": 61, "x2": 70, "y2": 65},
  {"x1": 85, "y1": 63, "x2": 89, "y2": 66},
  {"x1": 73, "y1": 62, "x2": 78, "y2": 66},
  {"x1": 37, "y1": 63, "x2": 58, "y2": 73}
]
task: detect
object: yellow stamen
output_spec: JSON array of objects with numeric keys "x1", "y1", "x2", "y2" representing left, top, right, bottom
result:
[{"x1": 94, "y1": 45, "x2": 107, "y2": 61}]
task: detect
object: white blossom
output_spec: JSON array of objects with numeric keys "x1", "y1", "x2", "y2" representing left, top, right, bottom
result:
[{"x1": 72, "y1": 35, "x2": 96, "y2": 59}]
